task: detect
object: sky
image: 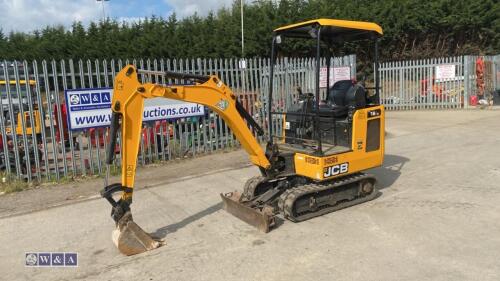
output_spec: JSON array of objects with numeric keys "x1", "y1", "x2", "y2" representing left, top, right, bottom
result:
[{"x1": 0, "y1": 0, "x2": 234, "y2": 33}]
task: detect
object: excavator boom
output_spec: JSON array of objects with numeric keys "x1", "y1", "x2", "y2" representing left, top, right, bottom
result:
[
  {"x1": 112, "y1": 66, "x2": 270, "y2": 188},
  {"x1": 101, "y1": 65, "x2": 273, "y2": 255}
]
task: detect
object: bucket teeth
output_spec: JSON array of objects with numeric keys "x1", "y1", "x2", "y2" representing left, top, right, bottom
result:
[
  {"x1": 221, "y1": 191, "x2": 274, "y2": 233},
  {"x1": 112, "y1": 211, "x2": 166, "y2": 256}
]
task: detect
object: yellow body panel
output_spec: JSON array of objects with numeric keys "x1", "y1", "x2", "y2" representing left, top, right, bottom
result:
[
  {"x1": 293, "y1": 106, "x2": 385, "y2": 181},
  {"x1": 274, "y1": 18, "x2": 383, "y2": 35}
]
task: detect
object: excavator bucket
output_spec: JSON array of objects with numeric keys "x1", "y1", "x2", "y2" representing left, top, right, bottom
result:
[
  {"x1": 221, "y1": 191, "x2": 274, "y2": 233},
  {"x1": 111, "y1": 212, "x2": 165, "y2": 256}
]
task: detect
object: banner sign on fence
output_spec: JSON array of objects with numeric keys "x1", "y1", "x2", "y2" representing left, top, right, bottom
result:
[
  {"x1": 435, "y1": 64, "x2": 456, "y2": 80},
  {"x1": 65, "y1": 88, "x2": 205, "y2": 131},
  {"x1": 320, "y1": 66, "x2": 351, "y2": 88}
]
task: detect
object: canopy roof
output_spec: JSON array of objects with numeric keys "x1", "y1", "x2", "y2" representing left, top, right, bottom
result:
[{"x1": 274, "y1": 19, "x2": 383, "y2": 41}]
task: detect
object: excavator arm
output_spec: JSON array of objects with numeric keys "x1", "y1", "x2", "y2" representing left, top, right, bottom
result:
[
  {"x1": 101, "y1": 65, "x2": 273, "y2": 255},
  {"x1": 111, "y1": 65, "x2": 270, "y2": 191}
]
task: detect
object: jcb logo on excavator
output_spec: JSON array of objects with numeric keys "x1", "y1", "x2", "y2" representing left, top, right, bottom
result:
[{"x1": 323, "y1": 162, "x2": 349, "y2": 178}]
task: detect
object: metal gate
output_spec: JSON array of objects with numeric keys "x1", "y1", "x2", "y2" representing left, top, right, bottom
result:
[
  {"x1": 2, "y1": 54, "x2": 497, "y2": 183},
  {"x1": 379, "y1": 55, "x2": 499, "y2": 110}
]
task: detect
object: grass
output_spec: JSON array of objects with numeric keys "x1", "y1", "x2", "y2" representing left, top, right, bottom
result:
[
  {"x1": 0, "y1": 172, "x2": 32, "y2": 194},
  {"x1": 0, "y1": 143, "x2": 240, "y2": 195},
  {"x1": 0, "y1": 166, "x2": 116, "y2": 195},
  {"x1": 0, "y1": 170, "x2": 81, "y2": 195}
]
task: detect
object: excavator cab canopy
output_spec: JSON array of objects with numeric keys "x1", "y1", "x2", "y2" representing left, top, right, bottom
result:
[
  {"x1": 273, "y1": 18, "x2": 382, "y2": 42},
  {"x1": 267, "y1": 19, "x2": 383, "y2": 155}
]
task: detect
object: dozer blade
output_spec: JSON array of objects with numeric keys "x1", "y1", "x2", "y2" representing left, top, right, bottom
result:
[
  {"x1": 112, "y1": 211, "x2": 165, "y2": 256},
  {"x1": 221, "y1": 191, "x2": 274, "y2": 233}
]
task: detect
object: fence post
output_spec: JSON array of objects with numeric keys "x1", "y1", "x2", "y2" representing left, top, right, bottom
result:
[
  {"x1": 492, "y1": 55, "x2": 499, "y2": 92},
  {"x1": 399, "y1": 61, "x2": 404, "y2": 109},
  {"x1": 427, "y1": 59, "x2": 433, "y2": 109},
  {"x1": 350, "y1": 54, "x2": 356, "y2": 79},
  {"x1": 463, "y1": 56, "x2": 470, "y2": 109}
]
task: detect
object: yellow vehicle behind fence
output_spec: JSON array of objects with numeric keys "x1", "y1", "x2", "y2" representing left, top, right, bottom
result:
[
  {"x1": 0, "y1": 80, "x2": 43, "y2": 137},
  {"x1": 5, "y1": 110, "x2": 42, "y2": 136}
]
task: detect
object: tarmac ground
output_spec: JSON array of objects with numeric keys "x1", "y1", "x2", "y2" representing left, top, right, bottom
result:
[{"x1": 1, "y1": 110, "x2": 499, "y2": 281}]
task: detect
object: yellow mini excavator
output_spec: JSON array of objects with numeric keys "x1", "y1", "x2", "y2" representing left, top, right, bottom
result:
[{"x1": 101, "y1": 19, "x2": 385, "y2": 255}]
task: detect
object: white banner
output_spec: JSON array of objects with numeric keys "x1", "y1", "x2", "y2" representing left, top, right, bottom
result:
[
  {"x1": 320, "y1": 66, "x2": 351, "y2": 88},
  {"x1": 435, "y1": 64, "x2": 456, "y2": 80},
  {"x1": 65, "y1": 88, "x2": 205, "y2": 131}
]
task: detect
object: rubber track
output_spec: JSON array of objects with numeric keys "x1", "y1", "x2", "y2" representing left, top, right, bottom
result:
[
  {"x1": 241, "y1": 176, "x2": 267, "y2": 201},
  {"x1": 278, "y1": 173, "x2": 377, "y2": 222}
]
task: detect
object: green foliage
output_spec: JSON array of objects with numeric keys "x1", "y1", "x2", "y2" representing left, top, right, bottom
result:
[
  {"x1": 0, "y1": 172, "x2": 31, "y2": 194},
  {"x1": 0, "y1": 0, "x2": 497, "y2": 61}
]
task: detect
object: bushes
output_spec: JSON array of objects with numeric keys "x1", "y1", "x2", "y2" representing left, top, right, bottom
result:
[{"x1": 0, "y1": 0, "x2": 497, "y2": 61}]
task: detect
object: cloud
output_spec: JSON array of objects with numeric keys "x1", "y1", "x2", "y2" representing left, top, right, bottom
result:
[
  {"x1": 164, "y1": 0, "x2": 234, "y2": 17},
  {"x1": 0, "y1": 0, "x2": 236, "y2": 33},
  {"x1": 0, "y1": 0, "x2": 103, "y2": 33},
  {"x1": 117, "y1": 17, "x2": 147, "y2": 25}
]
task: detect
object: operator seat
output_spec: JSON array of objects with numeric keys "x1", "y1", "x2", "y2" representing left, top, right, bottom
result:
[
  {"x1": 328, "y1": 80, "x2": 355, "y2": 108},
  {"x1": 317, "y1": 80, "x2": 353, "y2": 117},
  {"x1": 319, "y1": 80, "x2": 367, "y2": 118},
  {"x1": 345, "y1": 84, "x2": 367, "y2": 110}
]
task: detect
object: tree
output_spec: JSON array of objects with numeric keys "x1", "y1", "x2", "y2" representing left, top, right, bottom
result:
[{"x1": 0, "y1": 0, "x2": 497, "y2": 61}]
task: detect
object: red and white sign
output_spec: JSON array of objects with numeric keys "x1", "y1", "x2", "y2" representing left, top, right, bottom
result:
[
  {"x1": 320, "y1": 66, "x2": 351, "y2": 88},
  {"x1": 435, "y1": 64, "x2": 456, "y2": 80}
]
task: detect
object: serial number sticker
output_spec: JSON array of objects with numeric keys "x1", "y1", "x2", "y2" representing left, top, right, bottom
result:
[
  {"x1": 324, "y1": 156, "x2": 338, "y2": 165},
  {"x1": 305, "y1": 156, "x2": 319, "y2": 165}
]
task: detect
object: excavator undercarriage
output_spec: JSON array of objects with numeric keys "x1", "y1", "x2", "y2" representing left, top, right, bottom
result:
[{"x1": 222, "y1": 172, "x2": 378, "y2": 232}]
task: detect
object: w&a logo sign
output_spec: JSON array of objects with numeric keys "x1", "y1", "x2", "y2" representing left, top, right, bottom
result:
[{"x1": 25, "y1": 252, "x2": 78, "y2": 267}]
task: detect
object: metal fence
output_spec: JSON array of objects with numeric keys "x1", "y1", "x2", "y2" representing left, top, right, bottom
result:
[
  {"x1": 379, "y1": 55, "x2": 499, "y2": 110},
  {"x1": 0, "y1": 55, "x2": 356, "y2": 182},
  {"x1": 2, "y1": 54, "x2": 497, "y2": 182}
]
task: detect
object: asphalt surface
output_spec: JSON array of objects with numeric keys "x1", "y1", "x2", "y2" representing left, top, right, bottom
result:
[{"x1": 1, "y1": 110, "x2": 500, "y2": 281}]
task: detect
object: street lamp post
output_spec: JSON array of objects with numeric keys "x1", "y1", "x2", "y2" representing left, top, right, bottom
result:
[
  {"x1": 241, "y1": 0, "x2": 244, "y2": 58},
  {"x1": 239, "y1": 0, "x2": 247, "y2": 70},
  {"x1": 96, "y1": 0, "x2": 110, "y2": 21}
]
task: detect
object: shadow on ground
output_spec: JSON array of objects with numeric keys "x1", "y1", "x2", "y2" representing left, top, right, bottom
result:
[
  {"x1": 370, "y1": 154, "x2": 409, "y2": 190},
  {"x1": 152, "y1": 202, "x2": 223, "y2": 238},
  {"x1": 152, "y1": 154, "x2": 408, "y2": 237}
]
